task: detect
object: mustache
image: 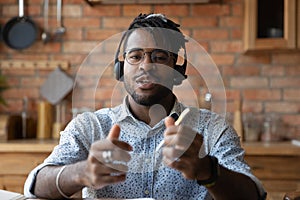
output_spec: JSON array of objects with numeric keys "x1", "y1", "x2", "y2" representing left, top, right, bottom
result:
[{"x1": 133, "y1": 71, "x2": 160, "y2": 82}]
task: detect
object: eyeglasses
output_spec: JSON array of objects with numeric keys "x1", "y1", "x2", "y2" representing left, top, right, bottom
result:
[{"x1": 124, "y1": 48, "x2": 173, "y2": 65}]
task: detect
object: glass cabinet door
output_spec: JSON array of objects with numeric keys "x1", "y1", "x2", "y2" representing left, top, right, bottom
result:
[
  {"x1": 257, "y1": 0, "x2": 284, "y2": 38},
  {"x1": 244, "y1": 0, "x2": 296, "y2": 51}
]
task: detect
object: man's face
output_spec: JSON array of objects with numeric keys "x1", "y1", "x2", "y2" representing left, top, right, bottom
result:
[{"x1": 123, "y1": 29, "x2": 176, "y2": 106}]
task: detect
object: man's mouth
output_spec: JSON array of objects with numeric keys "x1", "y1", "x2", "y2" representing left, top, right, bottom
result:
[{"x1": 136, "y1": 77, "x2": 156, "y2": 89}]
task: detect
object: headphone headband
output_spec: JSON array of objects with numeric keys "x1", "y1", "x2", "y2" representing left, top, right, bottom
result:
[{"x1": 114, "y1": 29, "x2": 188, "y2": 85}]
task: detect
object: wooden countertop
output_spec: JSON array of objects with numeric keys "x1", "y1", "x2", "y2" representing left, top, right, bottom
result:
[
  {"x1": 0, "y1": 139, "x2": 58, "y2": 153},
  {"x1": 0, "y1": 140, "x2": 300, "y2": 156},
  {"x1": 242, "y1": 141, "x2": 300, "y2": 156}
]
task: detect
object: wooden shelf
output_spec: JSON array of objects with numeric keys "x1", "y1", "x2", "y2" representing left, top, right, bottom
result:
[
  {"x1": 84, "y1": 0, "x2": 222, "y2": 6},
  {"x1": 0, "y1": 60, "x2": 69, "y2": 70}
]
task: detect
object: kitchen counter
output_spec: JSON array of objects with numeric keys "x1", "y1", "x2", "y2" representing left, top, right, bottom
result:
[
  {"x1": 0, "y1": 140, "x2": 58, "y2": 193},
  {"x1": 242, "y1": 141, "x2": 300, "y2": 156},
  {"x1": 0, "y1": 139, "x2": 299, "y2": 155},
  {"x1": 242, "y1": 142, "x2": 300, "y2": 200},
  {"x1": 1, "y1": 140, "x2": 299, "y2": 199},
  {"x1": 0, "y1": 139, "x2": 58, "y2": 153}
]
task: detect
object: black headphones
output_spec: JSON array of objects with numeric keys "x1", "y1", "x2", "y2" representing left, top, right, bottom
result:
[{"x1": 113, "y1": 31, "x2": 188, "y2": 85}]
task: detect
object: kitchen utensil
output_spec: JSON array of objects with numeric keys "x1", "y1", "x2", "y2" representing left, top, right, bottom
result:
[
  {"x1": 20, "y1": 96, "x2": 37, "y2": 139},
  {"x1": 36, "y1": 101, "x2": 53, "y2": 139},
  {"x1": 40, "y1": 67, "x2": 73, "y2": 139},
  {"x1": 52, "y1": 103, "x2": 62, "y2": 139},
  {"x1": 40, "y1": 66, "x2": 73, "y2": 105},
  {"x1": 21, "y1": 96, "x2": 28, "y2": 138},
  {"x1": 61, "y1": 100, "x2": 66, "y2": 125},
  {"x1": 2, "y1": 0, "x2": 37, "y2": 50},
  {"x1": 0, "y1": 114, "x2": 22, "y2": 140},
  {"x1": 54, "y1": 0, "x2": 65, "y2": 40},
  {"x1": 0, "y1": 24, "x2": 2, "y2": 41},
  {"x1": 41, "y1": 0, "x2": 51, "y2": 43},
  {"x1": 233, "y1": 99, "x2": 243, "y2": 142}
]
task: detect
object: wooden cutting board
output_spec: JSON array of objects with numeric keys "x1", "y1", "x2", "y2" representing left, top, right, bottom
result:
[{"x1": 40, "y1": 67, "x2": 73, "y2": 105}]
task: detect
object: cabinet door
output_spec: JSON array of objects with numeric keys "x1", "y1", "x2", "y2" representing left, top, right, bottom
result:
[
  {"x1": 0, "y1": 152, "x2": 50, "y2": 193},
  {"x1": 245, "y1": 156, "x2": 300, "y2": 180},
  {"x1": 246, "y1": 155, "x2": 300, "y2": 200},
  {"x1": 0, "y1": 153, "x2": 48, "y2": 175},
  {"x1": 298, "y1": 0, "x2": 300, "y2": 48},
  {"x1": 244, "y1": 0, "x2": 296, "y2": 51},
  {"x1": 0, "y1": 175, "x2": 27, "y2": 194}
]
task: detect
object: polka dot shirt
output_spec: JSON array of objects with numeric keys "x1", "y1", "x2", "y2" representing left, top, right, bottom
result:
[{"x1": 24, "y1": 97, "x2": 266, "y2": 200}]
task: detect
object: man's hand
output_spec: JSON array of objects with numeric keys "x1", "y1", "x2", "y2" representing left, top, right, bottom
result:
[
  {"x1": 162, "y1": 117, "x2": 211, "y2": 180},
  {"x1": 82, "y1": 124, "x2": 132, "y2": 189}
]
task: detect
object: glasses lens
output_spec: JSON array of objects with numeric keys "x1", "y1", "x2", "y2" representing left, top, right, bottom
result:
[
  {"x1": 151, "y1": 49, "x2": 170, "y2": 64},
  {"x1": 126, "y1": 49, "x2": 144, "y2": 65},
  {"x1": 125, "y1": 49, "x2": 171, "y2": 65}
]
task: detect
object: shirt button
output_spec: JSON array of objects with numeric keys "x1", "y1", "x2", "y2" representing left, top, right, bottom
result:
[
  {"x1": 145, "y1": 158, "x2": 151, "y2": 164},
  {"x1": 144, "y1": 190, "x2": 149, "y2": 195}
]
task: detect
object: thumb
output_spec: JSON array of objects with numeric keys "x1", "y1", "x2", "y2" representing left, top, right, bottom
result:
[
  {"x1": 164, "y1": 116, "x2": 175, "y2": 128},
  {"x1": 107, "y1": 124, "x2": 121, "y2": 140}
]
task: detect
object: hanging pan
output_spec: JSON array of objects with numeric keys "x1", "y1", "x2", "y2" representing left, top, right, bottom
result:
[{"x1": 2, "y1": 0, "x2": 37, "y2": 50}]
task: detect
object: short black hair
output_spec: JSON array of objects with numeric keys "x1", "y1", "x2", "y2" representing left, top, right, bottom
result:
[{"x1": 123, "y1": 13, "x2": 186, "y2": 55}]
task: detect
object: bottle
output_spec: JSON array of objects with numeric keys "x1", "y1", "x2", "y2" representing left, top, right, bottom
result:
[
  {"x1": 233, "y1": 99, "x2": 244, "y2": 142},
  {"x1": 261, "y1": 121, "x2": 271, "y2": 142},
  {"x1": 200, "y1": 92, "x2": 212, "y2": 110}
]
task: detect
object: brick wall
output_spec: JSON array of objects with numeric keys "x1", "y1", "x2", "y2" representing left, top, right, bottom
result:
[{"x1": 0, "y1": 0, "x2": 299, "y2": 139}]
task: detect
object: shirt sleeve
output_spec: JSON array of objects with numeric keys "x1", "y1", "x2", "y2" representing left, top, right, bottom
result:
[
  {"x1": 23, "y1": 112, "x2": 100, "y2": 197},
  {"x1": 23, "y1": 162, "x2": 58, "y2": 198},
  {"x1": 207, "y1": 118, "x2": 267, "y2": 200}
]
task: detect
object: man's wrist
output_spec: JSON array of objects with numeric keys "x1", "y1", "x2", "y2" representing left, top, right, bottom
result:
[
  {"x1": 56, "y1": 166, "x2": 72, "y2": 199},
  {"x1": 73, "y1": 161, "x2": 89, "y2": 188},
  {"x1": 197, "y1": 156, "x2": 220, "y2": 188}
]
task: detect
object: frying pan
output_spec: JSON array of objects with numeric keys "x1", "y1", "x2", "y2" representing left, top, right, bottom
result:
[{"x1": 2, "y1": 0, "x2": 37, "y2": 50}]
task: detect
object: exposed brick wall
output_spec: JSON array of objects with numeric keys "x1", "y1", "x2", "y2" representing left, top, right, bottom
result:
[{"x1": 0, "y1": 0, "x2": 299, "y2": 138}]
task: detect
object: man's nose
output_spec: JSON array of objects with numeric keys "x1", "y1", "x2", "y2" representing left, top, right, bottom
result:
[{"x1": 139, "y1": 53, "x2": 156, "y2": 71}]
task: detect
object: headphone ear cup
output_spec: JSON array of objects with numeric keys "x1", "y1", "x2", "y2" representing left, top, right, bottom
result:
[
  {"x1": 114, "y1": 61, "x2": 124, "y2": 81},
  {"x1": 174, "y1": 64, "x2": 187, "y2": 85}
]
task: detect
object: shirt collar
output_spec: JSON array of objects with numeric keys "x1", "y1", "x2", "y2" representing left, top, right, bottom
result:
[
  {"x1": 114, "y1": 96, "x2": 133, "y2": 123},
  {"x1": 114, "y1": 95, "x2": 186, "y2": 124}
]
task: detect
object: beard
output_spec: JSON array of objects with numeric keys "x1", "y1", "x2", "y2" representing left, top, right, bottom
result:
[{"x1": 124, "y1": 81, "x2": 173, "y2": 106}]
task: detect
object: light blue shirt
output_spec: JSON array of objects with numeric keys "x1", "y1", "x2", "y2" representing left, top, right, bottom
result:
[{"x1": 24, "y1": 98, "x2": 266, "y2": 199}]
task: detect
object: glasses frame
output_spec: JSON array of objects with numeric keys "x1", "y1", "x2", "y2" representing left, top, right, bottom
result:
[{"x1": 123, "y1": 48, "x2": 174, "y2": 65}]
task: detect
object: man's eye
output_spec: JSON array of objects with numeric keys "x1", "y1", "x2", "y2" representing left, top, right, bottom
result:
[
  {"x1": 155, "y1": 56, "x2": 168, "y2": 61},
  {"x1": 153, "y1": 53, "x2": 169, "y2": 62},
  {"x1": 129, "y1": 55, "x2": 142, "y2": 60}
]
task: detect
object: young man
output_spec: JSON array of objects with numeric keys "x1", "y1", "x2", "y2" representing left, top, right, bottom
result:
[{"x1": 24, "y1": 13, "x2": 266, "y2": 199}]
